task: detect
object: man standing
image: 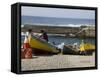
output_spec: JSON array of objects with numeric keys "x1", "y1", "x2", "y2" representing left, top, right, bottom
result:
[
  {"x1": 21, "y1": 29, "x2": 33, "y2": 59},
  {"x1": 40, "y1": 30, "x2": 48, "y2": 42}
]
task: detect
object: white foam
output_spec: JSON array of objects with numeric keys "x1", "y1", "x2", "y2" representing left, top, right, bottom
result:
[{"x1": 23, "y1": 23, "x2": 95, "y2": 27}]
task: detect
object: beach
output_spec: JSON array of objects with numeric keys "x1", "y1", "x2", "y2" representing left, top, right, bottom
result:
[{"x1": 21, "y1": 52, "x2": 95, "y2": 71}]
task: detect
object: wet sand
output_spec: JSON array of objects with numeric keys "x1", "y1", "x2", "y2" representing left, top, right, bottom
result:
[{"x1": 21, "y1": 52, "x2": 95, "y2": 71}]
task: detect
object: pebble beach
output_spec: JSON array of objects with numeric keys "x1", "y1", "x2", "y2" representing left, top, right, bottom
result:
[{"x1": 21, "y1": 52, "x2": 95, "y2": 71}]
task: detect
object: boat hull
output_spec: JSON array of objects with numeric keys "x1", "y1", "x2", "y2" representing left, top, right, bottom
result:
[
  {"x1": 63, "y1": 45, "x2": 79, "y2": 54},
  {"x1": 28, "y1": 36, "x2": 59, "y2": 54}
]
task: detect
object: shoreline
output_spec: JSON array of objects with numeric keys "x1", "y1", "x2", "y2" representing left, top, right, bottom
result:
[
  {"x1": 21, "y1": 33, "x2": 95, "y2": 38},
  {"x1": 21, "y1": 24, "x2": 95, "y2": 38}
]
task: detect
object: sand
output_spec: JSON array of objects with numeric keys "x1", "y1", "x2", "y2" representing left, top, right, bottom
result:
[{"x1": 21, "y1": 52, "x2": 95, "y2": 71}]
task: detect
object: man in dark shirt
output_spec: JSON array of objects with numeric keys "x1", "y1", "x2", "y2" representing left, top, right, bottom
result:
[{"x1": 40, "y1": 30, "x2": 48, "y2": 42}]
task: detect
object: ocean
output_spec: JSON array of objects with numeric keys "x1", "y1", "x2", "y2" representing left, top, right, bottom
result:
[{"x1": 21, "y1": 16, "x2": 95, "y2": 27}]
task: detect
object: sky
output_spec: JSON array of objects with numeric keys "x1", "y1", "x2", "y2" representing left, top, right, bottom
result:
[{"x1": 21, "y1": 6, "x2": 95, "y2": 19}]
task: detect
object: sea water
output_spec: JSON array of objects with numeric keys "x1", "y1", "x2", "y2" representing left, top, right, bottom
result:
[
  {"x1": 48, "y1": 36, "x2": 95, "y2": 45},
  {"x1": 21, "y1": 16, "x2": 95, "y2": 26},
  {"x1": 21, "y1": 36, "x2": 95, "y2": 46}
]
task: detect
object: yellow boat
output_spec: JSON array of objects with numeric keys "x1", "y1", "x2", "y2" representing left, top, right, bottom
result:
[
  {"x1": 28, "y1": 35, "x2": 59, "y2": 55},
  {"x1": 79, "y1": 40, "x2": 95, "y2": 52}
]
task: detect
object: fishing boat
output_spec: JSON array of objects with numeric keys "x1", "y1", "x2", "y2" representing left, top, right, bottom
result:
[
  {"x1": 28, "y1": 35, "x2": 59, "y2": 55},
  {"x1": 63, "y1": 45, "x2": 79, "y2": 54},
  {"x1": 63, "y1": 40, "x2": 95, "y2": 55}
]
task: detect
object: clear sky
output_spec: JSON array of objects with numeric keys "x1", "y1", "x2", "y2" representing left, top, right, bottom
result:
[{"x1": 21, "y1": 6, "x2": 95, "y2": 19}]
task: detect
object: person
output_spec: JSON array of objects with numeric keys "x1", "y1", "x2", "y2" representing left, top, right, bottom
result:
[
  {"x1": 28, "y1": 29, "x2": 33, "y2": 37},
  {"x1": 21, "y1": 29, "x2": 33, "y2": 59},
  {"x1": 40, "y1": 30, "x2": 48, "y2": 42}
]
